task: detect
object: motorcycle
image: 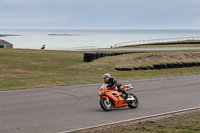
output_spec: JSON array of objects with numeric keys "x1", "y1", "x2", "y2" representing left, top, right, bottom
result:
[{"x1": 99, "y1": 83, "x2": 139, "y2": 111}]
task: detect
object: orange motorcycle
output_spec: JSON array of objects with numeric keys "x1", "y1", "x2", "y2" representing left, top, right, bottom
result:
[{"x1": 99, "y1": 83, "x2": 138, "y2": 111}]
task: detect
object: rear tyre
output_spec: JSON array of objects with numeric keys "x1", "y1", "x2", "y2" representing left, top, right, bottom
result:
[
  {"x1": 128, "y1": 94, "x2": 139, "y2": 109},
  {"x1": 100, "y1": 98, "x2": 113, "y2": 111}
]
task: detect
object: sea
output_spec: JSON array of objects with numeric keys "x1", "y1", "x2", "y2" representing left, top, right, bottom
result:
[{"x1": 1, "y1": 28, "x2": 200, "y2": 50}]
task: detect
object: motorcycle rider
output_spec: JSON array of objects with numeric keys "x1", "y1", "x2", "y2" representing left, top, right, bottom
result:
[{"x1": 103, "y1": 73, "x2": 129, "y2": 100}]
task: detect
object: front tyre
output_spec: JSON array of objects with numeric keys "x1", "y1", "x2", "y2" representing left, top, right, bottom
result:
[
  {"x1": 100, "y1": 98, "x2": 113, "y2": 111},
  {"x1": 128, "y1": 94, "x2": 139, "y2": 109}
]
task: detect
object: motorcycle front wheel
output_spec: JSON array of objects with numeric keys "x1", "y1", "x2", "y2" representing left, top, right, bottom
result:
[
  {"x1": 100, "y1": 98, "x2": 113, "y2": 111},
  {"x1": 128, "y1": 94, "x2": 139, "y2": 109}
]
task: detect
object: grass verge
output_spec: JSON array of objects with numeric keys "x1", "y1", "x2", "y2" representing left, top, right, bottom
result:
[
  {"x1": 115, "y1": 111, "x2": 200, "y2": 133},
  {"x1": 79, "y1": 110, "x2": 200, "y2": 133},
  {"x1": 1, "y1": 49, "x2": 200, "y2": 91}
]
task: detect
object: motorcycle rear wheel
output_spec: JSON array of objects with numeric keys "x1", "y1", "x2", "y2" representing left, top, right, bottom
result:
[
  {"x1": 100, "y1": 98, "x2": 113, "y2": 111},
  {"x1": 128, "y1": 94, "x2": 139, "y2": 109}
]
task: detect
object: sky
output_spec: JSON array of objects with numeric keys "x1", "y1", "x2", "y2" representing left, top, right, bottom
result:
[{"x1": 0, "y1": 0, "x2": 200, "y2": 29}]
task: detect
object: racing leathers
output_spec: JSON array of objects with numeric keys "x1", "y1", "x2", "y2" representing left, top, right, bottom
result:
[{"x1": 105, "y1": 78, "x2": 128, "y2": 99}]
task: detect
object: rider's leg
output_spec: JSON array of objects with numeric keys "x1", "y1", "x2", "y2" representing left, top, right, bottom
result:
[{"x1": 118, "y1": 85, "x2": 128, "y2": 99}]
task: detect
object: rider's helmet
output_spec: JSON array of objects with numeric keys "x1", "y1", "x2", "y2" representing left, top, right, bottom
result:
[{"x1": 103, "y1": 73, "x2": 111, "y2": 83}]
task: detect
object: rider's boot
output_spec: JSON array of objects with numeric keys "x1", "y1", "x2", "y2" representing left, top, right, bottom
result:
[
  {"x1": 121, "y1": 89, "x2": 127, "y2": 98},
  {"x1": 125, "y1": 93, "x2": 129, "y2": 100},
  {"x1": 122, "y1": 89, "x2": 129, "y2": 103}
]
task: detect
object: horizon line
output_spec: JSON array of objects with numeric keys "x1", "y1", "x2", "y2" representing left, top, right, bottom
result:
[{"x1": 1, "y1": 27, "x2": 200, "y2": 30}]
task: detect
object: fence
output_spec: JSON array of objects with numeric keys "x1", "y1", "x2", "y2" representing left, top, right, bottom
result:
[{"x1": 114, "y1": 36, "x2": 200, "y2": 48}]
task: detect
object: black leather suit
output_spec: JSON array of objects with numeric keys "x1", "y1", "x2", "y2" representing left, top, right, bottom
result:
[{"x1": 105, "y1": 78, "x2": 127, "y2": 96}]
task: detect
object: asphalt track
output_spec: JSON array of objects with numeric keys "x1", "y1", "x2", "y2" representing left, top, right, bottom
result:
[{"x1": 0, "y1": 75, "x2": 200, "y2": 133}]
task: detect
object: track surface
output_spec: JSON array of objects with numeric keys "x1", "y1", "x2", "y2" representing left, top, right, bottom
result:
[{"x1": 0, "y1": 75, "x2": 200, "y2": 133}]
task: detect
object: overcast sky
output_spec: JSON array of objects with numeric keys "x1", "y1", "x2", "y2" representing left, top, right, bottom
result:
[{"x1": 0, "y1": 0, "x2": 200, "y2": 29}]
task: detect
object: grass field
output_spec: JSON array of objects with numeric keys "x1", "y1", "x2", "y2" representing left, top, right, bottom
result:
[
  {"x1": 1, "y1": 48, "x2": 200, "y2": 91},
  {"x1": 88, "y1": 110, "x2": 200, "y2": 133}
]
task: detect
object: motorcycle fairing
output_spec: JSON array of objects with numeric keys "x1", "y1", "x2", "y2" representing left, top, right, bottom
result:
[{"x1": 105, "y1": 91, "x2": 128, "y2": 107}]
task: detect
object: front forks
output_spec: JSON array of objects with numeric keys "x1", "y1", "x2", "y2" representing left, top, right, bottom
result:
[{"x1": 100, "y1": 96, "x2": 109, "y2": 103}]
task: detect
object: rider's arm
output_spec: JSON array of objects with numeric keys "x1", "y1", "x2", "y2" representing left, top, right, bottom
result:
[{"x1": 109, "y1": 79, "x2": 118, "y2": 89}]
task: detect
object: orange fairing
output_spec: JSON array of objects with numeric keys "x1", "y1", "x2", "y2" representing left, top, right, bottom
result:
[
  {"x1": 105, "y1": 91, "x2": 127, "y2": 107},
  {"x1": 99, "y1": 82, "x2": 138, "y2": 111},
  {"x1": 99, "y1": 84, "x2": 108, "y2": 96},
  {"x1": 124, "y1": 84, "x2": 132, "y2": 91},
  {"x1": 99, "y1": 84, "x2": 128, "y2": 108},
  {"x1": 101, "y1": 96, "x2": 109, "y2": 103}
]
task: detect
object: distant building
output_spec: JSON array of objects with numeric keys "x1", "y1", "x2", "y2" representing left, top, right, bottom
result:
[{"x1": 0, "y1": 39, "x2": 13, "y2": 48}]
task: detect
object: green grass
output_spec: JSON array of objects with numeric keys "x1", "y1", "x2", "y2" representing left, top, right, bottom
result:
[
  {"x1": 95, "y1": 111, "x2": 200, "y2": 133},
  {"x1": 1, "y1": 49, "x2": 200, "y2": 91},
  {"x1": 109, "y1": 50, "x2": 200, "y2": 67}
]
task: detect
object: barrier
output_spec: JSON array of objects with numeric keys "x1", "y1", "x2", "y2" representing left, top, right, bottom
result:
[
  {"x1": 89, "y1": 53, "x2": 96, "y2": 62},
  {"x1": 83, "y1": 52, "x2": 145, "y2": 62},
  {"x1": 83, "y1": 53, "x2": 96, "y2": 62},
  {"x1": 148, "y1": 66, "x2": 155, "y2": 70},
  {"x1": 96, "y1": 53, "x2": 100, "y2": 59},
  {"x1": 140, "y1": 67, "x2": 148, "y2": 70},
  {"x1": 123, "y1": 68, "x2": 132, "y2": 71},
  {"x1": 115, "y1": 68, "x2": 132, "y2": 71},
  {"x1": 177, "y1": 63, "x2": 183, "y2": 68},
  {"x1": 83, "y1": 53, "x2": 90, "y2": 62},
  {"x1": 153, "y1": 65, "x2": 161, "y2": 69},
  {"x1": 115, "y1": 62, "x2": 200, "y2": 71},
  {"x1": 115, "y1": 68, "x2": 124, "y2": 71},
  {"x1": 173, "y1": 63, "x2": 179, "y2": 68},
  {"x1": 182, "y1": 62, "x2": 188, "y2": 67},
  {"x1": 166, "y1": 63, "x2": 174, "y2": 68},
  {"x1": 193, "y1": 62, "x2": 198, "y2": 67},
  {"x1": 160, "y1": 64, "x2": 167, "y2": 69},
  {"x1": 133, "y1": 67, "x2": 140, "y2": 70},
  {"x1": 188, "y1": 62, "x2": 194, "y2": 67},
  {"x1": 100, "y1": 53, "x2": 105, "y2": 57}
]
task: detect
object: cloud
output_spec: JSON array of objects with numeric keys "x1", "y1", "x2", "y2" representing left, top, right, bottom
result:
[
  {"x1": 0, "y1": 9, "x2": 67, "y2": 24},
  {"x1": 1, "y1": 0, "x2": 39, "y2": 5},
  {"x1": 0, "y1": 0, "x2": 200, "y2": 28},
  {"x1": 192, "y1": 17, "x2": 200, "y2": 27},
  {"x1": 0, "y1": 0, "x2": 60, "y2": 6},
  {"x1": 189, "y1": 0, "x2": 200, "y2": 3}
]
